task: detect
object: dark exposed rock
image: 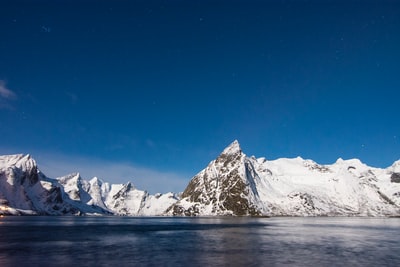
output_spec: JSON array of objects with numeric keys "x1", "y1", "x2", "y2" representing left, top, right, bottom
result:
[
  {"x1": 391, "y1": 173, "x2": 400, "y2": 183},
  {"x1": 378, "y1": 191, "x2": 396, "y2": 205},
  {"x1": 169, "y1": 140, "x2": 263, "y2": 216},
  {"x1": 113, "y1": 182, "x2": 133, "y2": 199},
  {"x1": 288, "y1": 192, "x2": 316, "y2": 211},
  {"x1": 47, "y1": 186, "x2": 63, "y2": 204},
  {"x1": 304, "y1": 161, "x2": 331, "y2": 173}
]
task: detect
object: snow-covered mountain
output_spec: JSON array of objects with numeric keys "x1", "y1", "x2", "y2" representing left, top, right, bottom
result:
[
  {"x1": 167, "y1": 140, "x2": 400, "y2": 216},
  {"x1": 1, "y1": 141, "x2": 400, "y2": 216},
  {"x1": 0, "y1": 154, "x2": 82, "y2": 215},
  {"x1": 0, "y1": 154, "x2": 177, "y2": 215},
  {"x1": 57, "y1": 173, "x2": 178, "y2": 216}
]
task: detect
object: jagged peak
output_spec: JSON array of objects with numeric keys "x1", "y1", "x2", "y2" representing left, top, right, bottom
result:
[
  {"x1": 389, "y1": 159, "x2": 400, "y2": 172},
  {"x1": 221, "y1": 140, "x2": 242, "y2": 155},
  {"x1": 124, "y1": 181, "x2": 135, "y2": 190},
  {"x1": 57, "y1": 172, "x2": 81, "y2": 183},
  {"x1": 0, "y1": 154, "x2": 37, "y2": 171},
  {"x1": 69, "y1": 172, "x2": 81, "y2": 179},
  {"x1": 89, "y1": 176, "x2": 103, "y2": 185}
]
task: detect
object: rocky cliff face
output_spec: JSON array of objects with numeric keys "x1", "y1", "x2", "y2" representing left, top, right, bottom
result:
[
  {"x1": 0, "y1": 154, "x2": 177, "y2": 215},
  {"x1": 167, "y1": 141, "x2": 264, "y2": 216},
  {"x1": 0, "y1": 154, "x2": 81, "y2": 215},
  {"x1": 167, "y1": 141, "x2": 400, "y2": 216},
  {"x1": 1, "y1": 141, "x2": 400, "y2": 217}
]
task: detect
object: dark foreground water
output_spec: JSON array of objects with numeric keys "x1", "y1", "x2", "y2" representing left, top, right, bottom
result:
[{"x1": 0, "y1": 216, "x2": 399, "y2": 267}]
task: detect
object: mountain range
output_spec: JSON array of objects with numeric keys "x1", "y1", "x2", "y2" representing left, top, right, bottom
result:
[{"x1": 1, "y1": 140, "x2": 399, "y2": 216}]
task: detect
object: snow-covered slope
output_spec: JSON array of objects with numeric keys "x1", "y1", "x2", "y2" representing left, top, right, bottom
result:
[
  {"x1": 0, "y1": 154, "x2": 81, "y2": 215},
  {"x1": 57, "y1": 174, "x2": 179, "y2": 216},
  {"x1": 167, "y1": 140, "x2": 400, "y2": 216},
  {"x1": 2, "y1": 141, "x2": 400, "y2": 217},
  {"x1": 167, "y1": 140, "x2": 264, "y2": 216},
  {"x1": 0, "y1": 154, "x2": 178, "y2": 216}
]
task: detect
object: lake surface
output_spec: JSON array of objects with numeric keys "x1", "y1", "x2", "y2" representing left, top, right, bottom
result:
[{"x1": 0, "y1": 216, "x2": 399, "y2": 267}]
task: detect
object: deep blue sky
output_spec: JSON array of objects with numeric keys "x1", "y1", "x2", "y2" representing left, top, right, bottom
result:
[{"x1": 1, "y1": 1, "x2": 399, "y2": 193}]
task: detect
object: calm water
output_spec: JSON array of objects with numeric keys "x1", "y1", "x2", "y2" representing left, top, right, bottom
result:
[{"x1": 0, "y1": 216, "x2": 399, "y2": 267}]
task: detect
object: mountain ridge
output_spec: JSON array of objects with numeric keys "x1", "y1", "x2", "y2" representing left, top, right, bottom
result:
[
  {"x1": 0, "y1": 154, "x2": 178, "y2": 215},
  {"x1": 1, "y1": 141, "x2": 400, "y2": 216},
  {"x1": 167, "y1": 140, "x2": 400, "y2": 216}
]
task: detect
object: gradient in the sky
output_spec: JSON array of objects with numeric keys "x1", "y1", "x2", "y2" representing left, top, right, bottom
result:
[{"x1": 1, "y1": 1, "x2": 399, "y2": 193}]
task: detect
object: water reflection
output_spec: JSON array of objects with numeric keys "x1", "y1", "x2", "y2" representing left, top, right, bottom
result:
[{"x1": 0, "y1": 217, "x2": 399, "y2": 266}]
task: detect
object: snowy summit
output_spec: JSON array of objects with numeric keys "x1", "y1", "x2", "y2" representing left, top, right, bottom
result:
[{"x1": 1, "y1": 141, "x2": 400, "y2": 216}]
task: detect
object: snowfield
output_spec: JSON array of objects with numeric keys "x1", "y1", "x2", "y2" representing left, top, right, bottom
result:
[
  {"x1": 1, "y1": 141, "x2": 400, "y2": 216},
  {"x1": 0, "y1": 154, "x2": 178, "y2": 215},
  {"x1": 167, "y1": 141, "x2": 400, "y2": 216}
]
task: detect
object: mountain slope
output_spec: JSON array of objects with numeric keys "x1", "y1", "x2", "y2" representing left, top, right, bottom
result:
[
  {"x1": 0, "y1": 154, "x2": 81, "y2": 215},
  {"x1": 1, "y1": 141, "x2": 400, "y2": 217},
  {"x1": 167, "y1": 141, "x2": 400, "y2": 216},
  {"x1": 166, "y1": 141, "x2": 264, "y2": 216},
  {"x1": 0, "y1": 154, "x2": 177, "y2": 215}
]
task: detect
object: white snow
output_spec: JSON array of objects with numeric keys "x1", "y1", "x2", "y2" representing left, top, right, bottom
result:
[
  {"x1": 1, "y1": 141, "x2": 400, "y2": 217},
  {"x1": 0, "y1": 154, "x2": 177, "y2": 216},
  {"x1": 168, "y1": 141, "x2": 400, "y2": 217}
]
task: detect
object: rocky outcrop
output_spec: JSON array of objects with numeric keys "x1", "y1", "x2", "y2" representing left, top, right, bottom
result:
[
  {"x1": 391, "y1": 173, "x2": 400, "y2": 183},
  {"x1": 167, "y1": 141, "x2": 266, "y2": 216},
  {"x1": 1, "y1": 142, "x2": 400, "y2": 217},
  {"x1": 0, "y1": 154, "x2": 176, "y2": 215},
  {"x1": 167, "y1": 141, "x2": 400, "y2": 217},
  {"x1": 0, "y1": 154, "x2": 80, "y2": 215}
]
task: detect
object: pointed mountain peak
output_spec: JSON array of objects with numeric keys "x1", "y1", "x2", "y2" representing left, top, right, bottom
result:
[
  {"x1": 90, "y1": 177, "x2": 103, "y2": 185},
  {"x1": 390, "y1": 159, "x2": 400, "y2": 172},
  {"x1": 58, "y1": 172, "x2": 81, "y2": 183},
  {"x1": 124, "y1": 181, "x2": 135, "y2": 191},
  {"x1": 0, "y1": 154, "x2": 34, "y2": 167},
  {"x1": 221, "y1": 140, "x2": 242, "y2": 155},
  {"x1": 214, "y1": 140, "x2": 244, "y2": 166}
]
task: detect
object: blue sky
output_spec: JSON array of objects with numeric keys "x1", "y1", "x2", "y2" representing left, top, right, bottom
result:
[{"x1": 1, "y1": 1, "x2": 399, "y2": 193}]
